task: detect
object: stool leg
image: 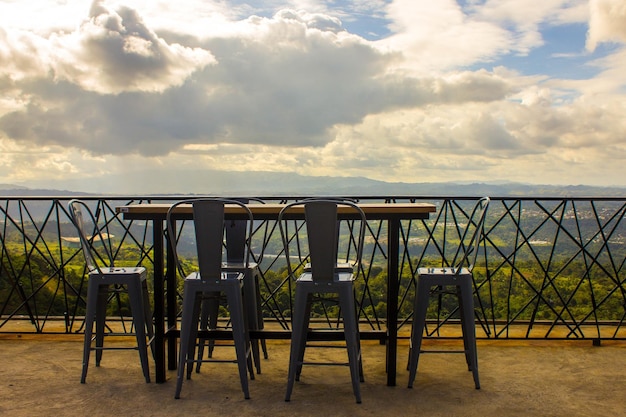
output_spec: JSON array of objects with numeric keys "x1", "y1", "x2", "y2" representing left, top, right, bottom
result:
[
  {"x1": 95, "y1": 285, "x2": 108, "y2": 367},
  {"x1": 339, "y1": 286, "x2": 362, "y2": 404},
  {"x1": 295, "y1": 292, "x2": 313, "y2": 381},
  {"x1": 175, "y1": 284, "x2": 197, "y2": 399},
  {"x1": 128, "y1": 279, "x2": 151, "y2": 383},
  {"x1": 408, "y1": 279, "x2": 430, "y2": 388},
  {"x1": 195, "y1": 295, "x2": 209, "y2": 373},
  {"x1": 285, "y1": 286, "x2": 309, "y2": 401},
  {"x1": 457, "y1": 286, "x2": 471, "y2": 371},
  {"x1": 353, "y1": 289, "x2": 364, "y2": 383},
  {"x1": 81, "y1": 279, "x2": 99, "y2": 383},
  {"x1": 243, "y1": 269, "x2": 262, "y2": 374},
  {"x1": 460, "y1": 278, "x2": 480, "y2": 389},
  {"x1": 196, "y1": 291, "x2": 220, "y2": 373},
  {"x1": 186, "y1": 292, "x2": 202, "y2": 380},
  {"x1": 225, "y1": 285, "x2": 251, "y2": 399},
  {"x1": 254, "y1": 269, "x2": 269, "y2": 360},
  {"x1": 141, "y1": 279, "x2": 155, "y2": 359},
  {"x1": 240, "y1": 285, "x2": 256, "y2": 381}
]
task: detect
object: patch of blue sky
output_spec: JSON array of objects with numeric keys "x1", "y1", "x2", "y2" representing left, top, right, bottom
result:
[
  {"x1": 221, "y1": 0, "x2": 393, "y2": 40},
  {"x1": 339, "y1": 13, "x2": 392, "y2": 40},
  {"x1": 330, "y1": 0, "x2": 393, "y2": 40},
  {"x1": 469, "y1": 23, "x2": 617, "y2": 80}
]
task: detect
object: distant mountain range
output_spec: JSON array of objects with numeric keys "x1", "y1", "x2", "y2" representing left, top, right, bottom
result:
[{"x1": 2, "y1": 171, "x2": 626, "y2": 197}]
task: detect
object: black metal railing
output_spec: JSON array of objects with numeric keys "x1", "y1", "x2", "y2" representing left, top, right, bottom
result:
[{"x1": 1, "y1": 196, "x2": 625, "y2": 341}]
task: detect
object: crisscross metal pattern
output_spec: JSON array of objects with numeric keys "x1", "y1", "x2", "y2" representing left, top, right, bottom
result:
[{"x1": 1, "y1": 196, "x2": 626, "y2": 342}]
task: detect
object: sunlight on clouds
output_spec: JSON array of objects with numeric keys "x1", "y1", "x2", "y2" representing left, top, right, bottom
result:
[
  {"x1": 576, "y1": 49, "x2": 626, "y2": 94},
  {"x1": 382, "y1": 0, "x2": 590, "y2": 73},
  {"x1": 0, "y1": 139, "x2": 77, "y2": 182},
  {"x1": 0, "y1": 1, "x2": 89, "y2": 33},
  {"x1": 467, "y1": 0, "x2": 588, "y2": 28},
  {"x1": 0, "y1": 0, "x2": 626, "y2": 190},
  {"x1": 101, "y1": 0, "x2": 241, "y2": 38},
  {"x1": 182, "y1": 144, "x2": 220, "y2": 152},
  {"x1": 68, "y1": 2, "x2": 216, "y2": 93},
  {"x1": 518, "y1": 86, "x2": 554, "y2": 106},
  {"x1": 587, "y1": 0, "x2": 626, "y2": 51},
  {"x1": 306, "y1": 82, "x2": 626, "y2": 184},
  {"x1": 381, "y1": 0, "x2": 512, "y2": 73},
  {"x1": 0, "y1": 27, "x2": 53, "y2": 82},
  {"x1": 174, "y1": 143, "x2": 303, "y2": 173},
  {"x1": 0, "y1": 1, "x2": 216, "y2": 94},
  {"x1": 462, "y1": 0, "x2": 590, "y2": 64},
  {"x1": 0, "y1": 95, "x2": 28, "y2": 117}
]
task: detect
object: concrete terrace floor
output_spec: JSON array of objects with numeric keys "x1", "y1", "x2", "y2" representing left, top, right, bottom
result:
[{"x1": 1, "y1": 333, "x2": 626, "y2": 417}]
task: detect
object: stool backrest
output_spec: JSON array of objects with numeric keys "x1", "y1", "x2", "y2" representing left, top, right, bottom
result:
[
  {"x1": 305, "y1": 201, "x2": 339, "y2": 282},
  {"x1": 224, "y1": 197, "x2": 265, "y2": 264},
  {"x1": 68, "y1": 199, "x2": 113, "y2": 274},
  {"x1": 279, "y1": 199, "x2": 366, "y2": 283},
  {"x1": 193, "y1": 200, "x2": 227, "y2": 280},
  {"x1": 167, "y1": 198, "x2": 254, "y2": 281}
]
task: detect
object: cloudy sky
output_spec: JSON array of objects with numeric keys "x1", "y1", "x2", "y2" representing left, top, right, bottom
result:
[{"x1": 1, "y1": 0, "x2": 626, "y2": 193}]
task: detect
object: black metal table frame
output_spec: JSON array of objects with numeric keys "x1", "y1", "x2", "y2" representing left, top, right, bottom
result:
[{"x1": 118, "y1": 202, "x2": 434, "y2": 386}]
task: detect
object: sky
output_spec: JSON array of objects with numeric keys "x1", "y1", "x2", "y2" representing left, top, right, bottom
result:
[{"x1": 1, "y1": 0, "x2": 626, "y2": 193}]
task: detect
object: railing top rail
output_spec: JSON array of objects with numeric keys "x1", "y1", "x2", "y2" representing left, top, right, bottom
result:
[{"x1": 1, "y1": 195, "x2": 625, "y2": 201}]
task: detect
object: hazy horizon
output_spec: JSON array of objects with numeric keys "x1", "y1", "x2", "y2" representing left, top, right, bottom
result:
[{"x1": 3, "y1": 170, "x2": 626, "y2": 197}]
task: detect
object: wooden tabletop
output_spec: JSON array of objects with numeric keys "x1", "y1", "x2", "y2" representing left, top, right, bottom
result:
[{"x1": 117, "y1": 202, "x2": 436, "y2": 220}]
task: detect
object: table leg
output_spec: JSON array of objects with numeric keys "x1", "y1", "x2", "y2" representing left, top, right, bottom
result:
[
  {"x1": 152, "y1": 220, "x2": 166, "y2": 383},
  {"x1": 166, "y1": 222, "x2": 178, "y2": 371},
  {"x1": 243, "y1": 268, "x2": 262, "y2": 372},
  {"x1": 386, "y1": 216, "x2": 400, "y2": 387}
]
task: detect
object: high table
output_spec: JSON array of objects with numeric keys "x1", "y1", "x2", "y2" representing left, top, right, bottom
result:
[{"x1": 117, "y1": 202, "x2": 436, "y2": 386}]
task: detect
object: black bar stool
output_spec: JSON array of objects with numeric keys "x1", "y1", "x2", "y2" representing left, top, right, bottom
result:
[
  {"x1": 408, "y1": 197, "x2": 490, "y2": 390},
  {"x1": 68, "y1": 199, "x2": 154, "y2": 384}
]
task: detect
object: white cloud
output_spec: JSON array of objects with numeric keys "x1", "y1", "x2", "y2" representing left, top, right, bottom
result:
[
  {"x1": 380, "y1": 0, "x2": 591, "y2": 74},
  {"x1": 0, "y1": 0, "x2": 626, "y2": 191},
  {"x1": 469, "y1": 0, "x2": 588, "y2": 26},
  {"x1": 0, "y1": 5, "x2": 516, "y2": 158},
  {"x1": 587, "y1": 0, "x2": 626, "y2": 51},
  {"x1": 0, "y1": 1, "x2": 215, "y2": 94},
  {"x1": 379, "y1": 0, "x2": 513, "y2": 73},
  {"x1": 0, "y1": 1, "x2": 90, "y2": 33},
  {"x1": 0, "y1": 139, "x2": 81, "y2": 183},
  {"x1": 60, "y1": 2, "x2": 216, "y2": 93}
]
